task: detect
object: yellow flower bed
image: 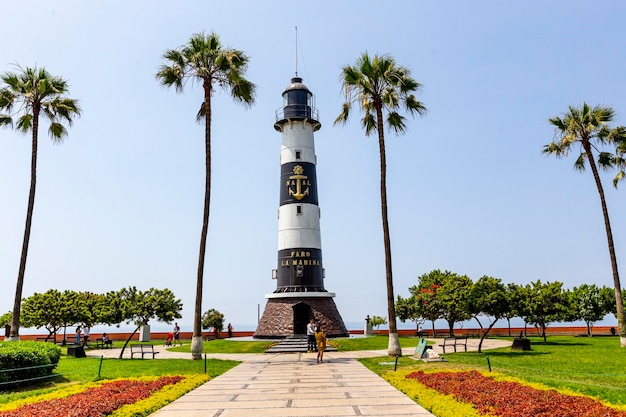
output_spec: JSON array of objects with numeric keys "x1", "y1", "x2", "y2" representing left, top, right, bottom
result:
[{"x1": 0, "y1": 374, "x2": 209, "y2": 416}]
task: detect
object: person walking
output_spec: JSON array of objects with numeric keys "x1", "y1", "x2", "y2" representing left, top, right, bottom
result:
[
  {"x1": 315, "y1": 326, "x2": 327, "y2": 363},
  {"x1": 173, "y1": 323, "x2": 181, "y2": 345},
  {"x1": 306, "y1": 319, "x2": 316, "y2": 353}
]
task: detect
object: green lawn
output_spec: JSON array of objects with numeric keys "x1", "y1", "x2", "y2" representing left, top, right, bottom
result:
[
  {"x1": 163, "y1": 334, "x2": 423, "y2": 354},
  {"x1": 360, "y1": 336, "x2": 626, "y2": 406},
  {"x1": 167, "y1": 338, "x2": 274, "y2": 354},
  {"x1": 0, "y1": 354, "x2": 239, "y2": 405}
]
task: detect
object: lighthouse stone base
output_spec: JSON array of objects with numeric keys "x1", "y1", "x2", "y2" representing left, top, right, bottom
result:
[{"x1": 254, "y1": 295, "x2": 349, "y2": 339}]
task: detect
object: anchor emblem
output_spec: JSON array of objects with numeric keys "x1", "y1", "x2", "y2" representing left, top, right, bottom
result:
[{"x1": 287, "y1": 165, "x2": 310, "y2": 200}]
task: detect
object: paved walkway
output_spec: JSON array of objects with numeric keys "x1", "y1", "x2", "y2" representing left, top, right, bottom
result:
[{"x1": 87, "y1": 338, "x2": 511, "y2": 417}]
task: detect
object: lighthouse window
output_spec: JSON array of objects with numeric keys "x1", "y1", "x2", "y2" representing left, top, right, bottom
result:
[
  {"x1": 295, "y1": 150, "x2": 302, "y2": 160},
  {"x1": 296, "y1": 205, "x2": 303, "y2": 215}
]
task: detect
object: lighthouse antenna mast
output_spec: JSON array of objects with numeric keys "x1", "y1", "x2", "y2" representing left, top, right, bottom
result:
[{"x1": 295, "y1": 26, "x2": 298, "y2": 77}]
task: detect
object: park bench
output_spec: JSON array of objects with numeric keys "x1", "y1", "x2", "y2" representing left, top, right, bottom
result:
[
  {"x1": 439, "y1": 336, "x2": 468, "y2": 353},
  {"x1": 130, "y1": 344, "x2": 159, "y2": 359},
  {"x1": 94, "y1": 339, "x2": 113, "y2": 349}
]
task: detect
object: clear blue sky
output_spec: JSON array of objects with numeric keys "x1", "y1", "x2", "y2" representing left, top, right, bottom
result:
[{"x1": 2, "y1": 1, "x2": 625, "y2": 332}]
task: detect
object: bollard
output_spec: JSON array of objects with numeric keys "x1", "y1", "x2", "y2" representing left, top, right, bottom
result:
[
  {"x1": 486, "y1": 356, "x2": 491, "y2": 372},
  {"x1": 394, "y1": 355, "x2": 399, "y2": 371},
  {"x1": 204, "y1": 353, "x2": 207, "y2": 374},
  {"x1": 97, "y1": 356, "x2": 103, "y2": 378}
]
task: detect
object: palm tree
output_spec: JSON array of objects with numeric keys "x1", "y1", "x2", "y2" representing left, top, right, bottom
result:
[
  {"x1": 0, "y1": 65, "x2": 81, "y2": 340},
  {"x1": 156, "y1": 32, "x2": 255, "y2": 359},
  {"x1": 544, "y1": 103, "x2": 626, "y2": 346},
  {"x1": 334, "y1": 53, "x2": 426, "y2": 356}
]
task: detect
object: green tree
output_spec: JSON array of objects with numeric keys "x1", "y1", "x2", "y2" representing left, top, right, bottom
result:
[
  {"x1": 21, "y1": 290, "x2": 65, "y2": 343},
  {"x1": 0, "y1": 311, "x2": 12, "y2": 328},
  {"x1": 201, "y1": 308, "x2": 224, "y2": 337},
  {"x1": 437, "y1": 272, "x2": 473, "y2": 336},
  {"x1": 467, "y1": 276, "x2": 510, "y2": 352},
  {"x1": 369, "y1": 315, "x2": 388, "y2": 330},
  {"x1": 116, "y1": 287, "x2": 183, "y2": 359},
  {"x1": 335, "y1": 53, "x2": 426, "y2": 356},
  {"x1": 21, "y1": 289, "x2": 87, "y2": 345},
  {"x1": 544, "y1": 103, "x2": 626, "y2": 346},
  {"x1": 0, "y1": 65, "x2": 81, "y2": 340},
  {"x1": 524, "y1": 280, "x2": 569, "y2": 344},
  {"x1": 395, "y1": 295, "x2": 424, "y2": 334},
  {"x1": 507, "y1": 283, "x2": 529, "y2": 336},
  {"x1": 156, "y1": 32, "x2": 255, "y2": 359},
  {"x1": 408, "y1": 270, "x2": 448, "y2": 337},
  {"x1": 569, "y1": 284, "x2": 614, "y2": 337}
]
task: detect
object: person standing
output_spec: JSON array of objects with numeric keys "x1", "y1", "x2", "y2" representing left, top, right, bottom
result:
[
  {"x1": 306, "y1": 319, "x2": 316, "y2": 353},
  {"x1": 227, "y1": 323, "x2": 233, "y2": 338},
  {"x1": 173, "y1": 323, "x2": 181, "y2": 345},
  {"x1": 75, "y1": 325, "x2": 82, "y2": 345},
  {"x1": 82, "y1": 324, "x2": 90, "y2": 346},
  {"x1": 315, "y1": 326, "x2": 327, "y2": 363}
]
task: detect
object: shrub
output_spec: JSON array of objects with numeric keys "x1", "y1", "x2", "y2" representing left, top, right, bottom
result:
[{"x1": 0, "y1": 341, "x2": 61, "y2": 386}]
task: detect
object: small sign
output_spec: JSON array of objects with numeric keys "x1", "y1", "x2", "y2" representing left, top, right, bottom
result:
[{"x1": 414, "y1": 338, "x2": 428, "y2": 358}]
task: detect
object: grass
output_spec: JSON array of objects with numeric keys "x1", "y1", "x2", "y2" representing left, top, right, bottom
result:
[
  {"x1": 0, "y1": 351, "x2": 239, "y2": 405},
  {"x1": 359, "y1": 335, "x2": 626, "y2": 406},
  {"x1": 331, "y1": 335, "x2": 425, "y2": 351},
  {"x1": 164, "y1": 334, "x2": 423, "y2": 354},
  {"x1": 167, "y1": 338, "x2": 273, "y2": 354}
]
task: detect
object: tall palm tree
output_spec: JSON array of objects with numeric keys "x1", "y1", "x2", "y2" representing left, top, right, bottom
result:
[
  {"x1": 156, "y1": 32, "x2": 255, "y2": 359},
  {"x1": 334, "y1": 53, "x2": 426, "y2": 356},
  {"x1": 544, "y1": 103, "x2": 626, "y2": 346},
  {"x1": 0, "y1": 65, "x2": 81, "y2": 340}
]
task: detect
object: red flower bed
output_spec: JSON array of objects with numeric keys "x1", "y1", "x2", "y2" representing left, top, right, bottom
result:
[
  {"x1": 0, "y1": 376, "x2": 183, "y2": 417},
  {"x1": 407, "y1": 370, "x2": 626, "y2": 417}
]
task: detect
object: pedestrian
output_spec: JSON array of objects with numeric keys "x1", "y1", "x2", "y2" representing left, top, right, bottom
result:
[
  {"x1": 82, "y1": 324, "x2": 90, "y2": 346},
  {"x1": 228, "y1": 323, "x2": 233, "y2": 338},
  {"x1": 75, "y1": 325, "x2": 82, "y2": 345},
  {"x1": 173, "y1": 323, "x2": 181, "y2": 345},
  {"x1": 315, "y1": 325, "x2": 327, "y2": 363},
  {"x1": 306, "y1": 318, "x2": 316, "y2": 353}
]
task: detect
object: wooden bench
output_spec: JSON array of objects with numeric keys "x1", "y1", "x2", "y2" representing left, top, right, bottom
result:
[
  {"x1": 439, "y1": 336, "x2": 468, "y2": 353},
  {"x1": 130, "y1": 344, "x2": 158, "y2": 359}
]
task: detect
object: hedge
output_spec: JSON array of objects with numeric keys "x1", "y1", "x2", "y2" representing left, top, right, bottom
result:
[{"x1": 0, "y1": 341, "x2": 61, "y2": 386}]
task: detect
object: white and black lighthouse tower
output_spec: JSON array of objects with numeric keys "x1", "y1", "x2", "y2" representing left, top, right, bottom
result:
[{"x1": 254, "y1": 77, "x2": 348, "y2": 338}]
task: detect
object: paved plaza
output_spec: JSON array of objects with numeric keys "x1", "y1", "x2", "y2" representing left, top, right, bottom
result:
[{"x1": 88, "y1": 338, "x2": 511, "y2": 417}]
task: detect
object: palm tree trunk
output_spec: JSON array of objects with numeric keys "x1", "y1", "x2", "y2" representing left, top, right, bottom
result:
[
  {"x1": 191, "y1": 81, "x2": 213, "y2": 359},
  {"x1": 375, "y1": 106, "x2": 401, "y2": 357},
  {"x1": 584, "y1": 144, "x2": 626, "y2": 347},
  {"x1": 8, "y1": 112, "x2": 40, "y2": 341}
]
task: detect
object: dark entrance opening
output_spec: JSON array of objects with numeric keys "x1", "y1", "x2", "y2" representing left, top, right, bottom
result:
[{"x1": 293, "y1": 302, "x2": 311, "y2": 335}]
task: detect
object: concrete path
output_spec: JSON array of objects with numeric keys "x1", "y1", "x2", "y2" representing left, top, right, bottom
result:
[
  {"x1": 150, "y1": 350, "x2": 433, "y2": 417},
  {"x1": 86, "y1": 338, "x2": 511, "y2": 417}
]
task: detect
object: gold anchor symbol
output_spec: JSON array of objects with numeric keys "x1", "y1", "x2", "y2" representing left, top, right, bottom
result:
[{"x1": 288, "y1": 165, "x2": 310, "y2": 200}]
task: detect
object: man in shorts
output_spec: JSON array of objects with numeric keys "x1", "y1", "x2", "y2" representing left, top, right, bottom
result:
[{"x1": 173, "y1": 323, "x2": 181, "y2": 345}]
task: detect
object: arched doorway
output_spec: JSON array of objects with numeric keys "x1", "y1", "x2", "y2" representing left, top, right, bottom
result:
[{"x1": 293, "y1": 302, "x2": 311, "y2": 335}]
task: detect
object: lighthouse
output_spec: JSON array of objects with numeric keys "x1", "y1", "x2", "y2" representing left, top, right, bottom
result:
[{"x1": 254, "y1": 77, "x2": 348, "y2": 338}]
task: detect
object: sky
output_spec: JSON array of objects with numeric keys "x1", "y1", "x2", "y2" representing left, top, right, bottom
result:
[{"x1": 1, "y1": 1, "x2": 626, "y2": 333}]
